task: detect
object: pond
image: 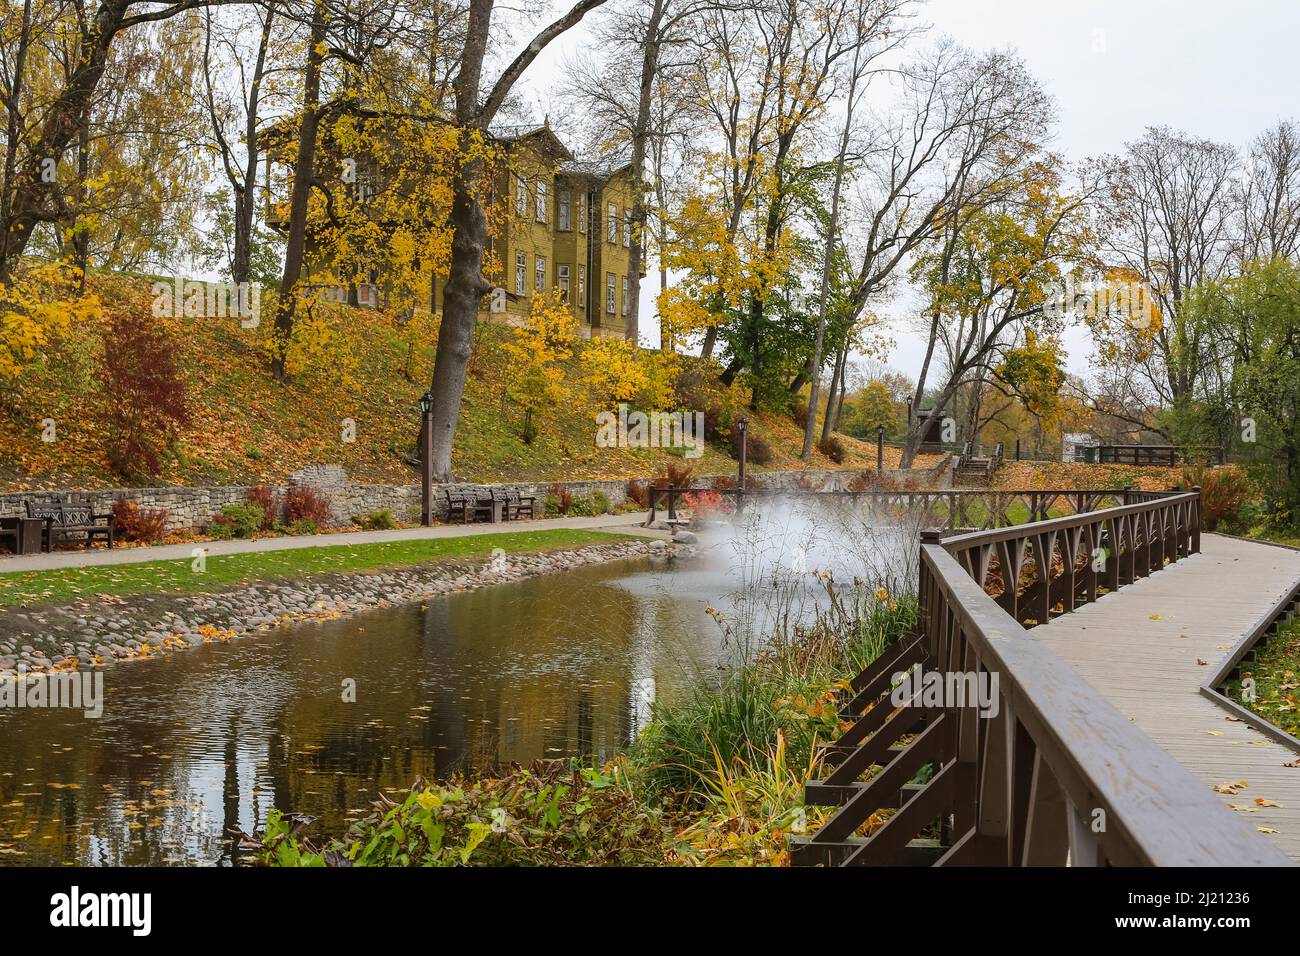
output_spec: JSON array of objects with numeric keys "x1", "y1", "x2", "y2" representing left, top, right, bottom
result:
[
  {"x1": 0, "y1": 499, "x2": 918, "y2": 866},
  {"x1": 0, "y1": 553, "x2": 725, "y2": 866}
]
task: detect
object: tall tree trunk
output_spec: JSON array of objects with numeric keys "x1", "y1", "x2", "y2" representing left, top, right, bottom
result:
[
  {"x1": 801, "y1": 26, "x2": 863, "y2": 460},
  {"x1": 624, "y1": 0, "x2": 666, "y2": 346},
  {"x1": 700, "y1": 324, "x2": 717, "y2": 359},
  {"x1": 235, "y1": 8, "x2": 274, "y2": 286},
  {"x1": 427, "y1": 163, "x2": 491, "y2": 480},
  {"x1": 821, "y1": 344, "x2": 846, "y2": 443},
  {"x1": 423, "y1": 0, "x2": 608, "y2": 481},
  {"x1": 271, "y1": 3, "x2": 326, "y2": 381}
]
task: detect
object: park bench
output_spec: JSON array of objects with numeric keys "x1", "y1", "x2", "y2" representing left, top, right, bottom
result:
[
  {"x1": 445, "y1": 486, "x2": 494, "y2": 524},
  {"x1": 492, "y1": 488, "x2": 537, "y2": 520},
  {"x1": 24, "y1": 500, "x2": 117, "y2": 550}
]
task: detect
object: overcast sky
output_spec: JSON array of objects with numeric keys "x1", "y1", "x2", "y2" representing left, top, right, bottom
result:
[{"x1": 528, "y1": 0, "x2": 1300, "y2": 384}]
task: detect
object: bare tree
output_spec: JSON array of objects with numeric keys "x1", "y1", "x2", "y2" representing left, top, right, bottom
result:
[
  {"x1": 200, "y1": 2, "x2": 277, "y2": 287},
  {"x1": 1238, "y1": 118, "x2": 1300, "y2": 264},
  {"x1": 801, "y1": 0, "x2": 913, "y2": 459},
  {"x1": 837, "y1": 45, "x2": 1057, "y2": 466},
  {"x1": 1094, "y1": 126, "x2": 1239, "y2": 407}
]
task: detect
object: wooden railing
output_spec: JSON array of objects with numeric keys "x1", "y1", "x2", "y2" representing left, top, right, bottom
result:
[
  {"x1": 792, "y1": 489, "x2": 1293, "y2": 866},
  {"x1": 1093, "y1": 444, "x2": 1224, "y2": 466},
  {"x1": 645, "y1": 486, "x2": 1138, "y2": 533}
]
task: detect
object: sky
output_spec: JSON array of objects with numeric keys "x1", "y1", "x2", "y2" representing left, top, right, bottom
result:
[{"x1": 527, "y1": 0, "x2": 1300, "y2": 384}]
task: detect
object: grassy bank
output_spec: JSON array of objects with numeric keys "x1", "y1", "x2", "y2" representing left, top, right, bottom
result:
[
  {"x1": 245, "y1": 576, "x2": 917, "y2": 867},
  {"x1": 0, "y1": 528, "x2": 633, "y2": 607},
  {"x1": 1227, "y1": 618, "x2": 1300, "y2": 740}
]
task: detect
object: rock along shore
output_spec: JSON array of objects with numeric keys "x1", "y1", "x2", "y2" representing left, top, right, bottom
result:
[{"x1": 0, "y1": 539, "x2": 683, "y2": 681}]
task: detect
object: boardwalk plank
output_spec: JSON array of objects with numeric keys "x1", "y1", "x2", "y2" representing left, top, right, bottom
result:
[{"x1": 1033, "y1": 534, "x2": 1300, "y2": 861}]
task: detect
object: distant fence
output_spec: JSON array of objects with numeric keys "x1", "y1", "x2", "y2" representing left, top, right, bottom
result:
[{"x1": 1085, "y1": 444, "x2": 1224, "y2": 466}]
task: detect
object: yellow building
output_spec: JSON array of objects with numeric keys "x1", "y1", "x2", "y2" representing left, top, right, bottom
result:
[
  {"x1": 481, "y1": 125, "x2": 641, "y2": 338},
  {"x1": 268, "y1": 122, "x2": 642, "y2": 338}
]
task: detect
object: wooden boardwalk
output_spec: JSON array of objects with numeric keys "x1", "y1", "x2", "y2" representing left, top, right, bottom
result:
[{"x1": 1033, "y1": 533, "x2": 1300, "y2": 861}]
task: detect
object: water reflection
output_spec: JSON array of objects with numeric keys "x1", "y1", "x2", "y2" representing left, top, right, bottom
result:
[{"x1": 0, "y1": 554, "x2": 717, "y2": 866}]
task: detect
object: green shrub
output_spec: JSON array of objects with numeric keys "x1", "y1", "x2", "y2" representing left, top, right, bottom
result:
[
  {"x1": 247, "y1": 763, "x2": 669, "y2": 867},
  {"x1": 567, "y1": 491, "x2": 612, "y2": 517},
  {"x1": 287, "y1": 519, "x2": 319, "y2": 535},
  {"x1": 354, "y1": 509, "x2": 397, "y2": 530},
  {"x1": 208, "y1": 502, "x2": 264, "y2": 539}
]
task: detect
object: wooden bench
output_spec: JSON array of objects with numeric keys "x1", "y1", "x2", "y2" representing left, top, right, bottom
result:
[
  {"x1": 445, "y1": 486, "x2": 494, "y2": 524},
  {"x1": 492, "y1": 488, "x2": 537, "y2": 520},
  {"x1": 25, "y1": 500, "x2": 117, "y2": 550}
]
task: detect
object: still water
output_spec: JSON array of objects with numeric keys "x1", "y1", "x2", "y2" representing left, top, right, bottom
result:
[{"x1": 0, "y1": 554, "x2": 725, "y2": 866}]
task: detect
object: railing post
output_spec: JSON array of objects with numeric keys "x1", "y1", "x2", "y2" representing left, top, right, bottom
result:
[
  {"x1": 919, "y1": 529, "x2": 944, "y2": 658},
  {"x1": 1191, "y1": 485, "x2": 1202, "y2": 554}
]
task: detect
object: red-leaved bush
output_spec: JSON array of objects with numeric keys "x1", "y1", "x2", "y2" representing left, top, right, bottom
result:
[
  {"x1": 247, "y1": 484, "x2": 280, "y2": 530},
  {"x1": 283, "y1": 486, "x2": 332, "y2": 527},
  {"x1": 111, "y1": 497, "x2": 170, "y2": 543},
  {"x1": 100, "y1": 305, "x2": 191, "y2": 479}
]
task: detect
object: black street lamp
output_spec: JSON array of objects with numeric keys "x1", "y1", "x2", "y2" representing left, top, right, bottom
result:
[
  {"x1": 419, "y1": 391, "x2": 434, "y2": 526},
  {"x1": 737, "y1": 415, "x2": 749, "y2": 491}
]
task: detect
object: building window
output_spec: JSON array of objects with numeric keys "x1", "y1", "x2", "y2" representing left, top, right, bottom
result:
[
  {"x1": 622, "y1": 276, "x2": 629, "y2": 315},
  {"x1": 622, "y1": 215, "x2": 630, "y2": 248},
  {"x1": 606, "y1": 272, "x2": 616, "y2": 314},
  {"x1": 536, "y1": 181, "x2": 548, "y2": 222},
  {"x1": 535, "y1": 255, "x2": 547, "y2": 292},
  {"x1": 557, "y1": 264, "x2": 570, "y2": 301},
  {"x1": 515, "y1": 177, "x2": 527, "y2": 216},
  {"x1": 607, "y1": 203, "x2": 617, "y2": 243},
  {"x1": 558, "y1": 189, "x2": 571, "y2": 230},
  {"x1": 578, "y1": 265, "x2": 586, "y2": 306},
  {"x1": 515, "y1": 253, "x2": 526, "y2": 295},
  {"x1": 578, "y1": 198, "x2": 587, "y2": 234}
]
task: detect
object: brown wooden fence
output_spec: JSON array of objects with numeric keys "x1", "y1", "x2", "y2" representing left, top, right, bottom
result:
[
  {"x1": 645, "y1": 486, "x2": 1139, "y2": 533},
  {"x1": 791, "y1": 488, "x2": 1294, "y2": 866},
  {"x1": 1092, "y1": 444, "x2": 1224, "y2": 466}
]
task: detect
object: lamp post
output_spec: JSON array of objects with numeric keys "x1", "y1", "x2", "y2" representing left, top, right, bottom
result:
[
  {"x1": 737, "y1": 415, "x2": 748, "y2": 491},
  {"x1": 418, "y1": 391, "x2": 434, "y2": 526},
  {"x1": 877, "y1": 425, "x2": 885, "y2": 473}
]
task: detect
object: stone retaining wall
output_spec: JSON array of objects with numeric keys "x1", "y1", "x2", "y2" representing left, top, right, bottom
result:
[{"x1": 0, "y1": 460, "x2": 949, "y2": 533}]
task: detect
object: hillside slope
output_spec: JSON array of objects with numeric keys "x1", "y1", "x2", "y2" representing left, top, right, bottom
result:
[{"x1": 0, "y1": 273, "x2": 926, "y2": 492}]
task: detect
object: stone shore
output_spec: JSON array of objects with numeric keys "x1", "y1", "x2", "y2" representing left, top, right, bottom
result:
[{"x1": 0, "y1": 538, "x2": 681, "y2": 681}]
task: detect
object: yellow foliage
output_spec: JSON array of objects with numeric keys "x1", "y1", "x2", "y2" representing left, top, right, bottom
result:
[
  {"x1": 579, "y1": 336, "x2": 677, "y2": 408},
  {"x1": 503, "y1": 291, "x2": 578, "y2": 419},
  {"x1": 0, "y1": 262, "x2": 102, "y2": 380}
]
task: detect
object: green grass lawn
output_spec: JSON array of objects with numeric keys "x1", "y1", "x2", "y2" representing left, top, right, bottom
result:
[
  {"x1": 0, "y1": 529, "x2": 634, "y2": 608},
  {"x1": 1226, "y1": 618, "x2": 1300, "y2": 739}
]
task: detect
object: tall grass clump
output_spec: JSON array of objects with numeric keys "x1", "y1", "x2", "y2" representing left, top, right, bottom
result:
[{"x1": 629, "y1": 576, "x2": 916, "y2": 806}]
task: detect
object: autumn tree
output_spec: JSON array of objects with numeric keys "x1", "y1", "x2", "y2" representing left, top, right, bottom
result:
[
  {"x1": 423, "y1": 0, "x2": 608, "y2": 482},
  {"x1": 903, "y1": 156, "x2": 1094, "y2": 464},
  {"x1": 0, "y1": 0, "x2": 257, "y2": 283}
]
